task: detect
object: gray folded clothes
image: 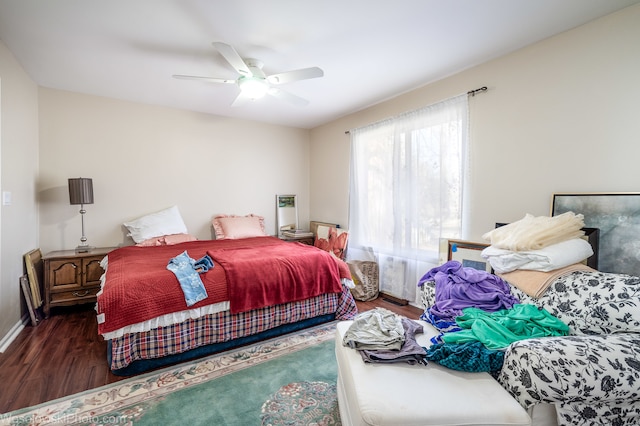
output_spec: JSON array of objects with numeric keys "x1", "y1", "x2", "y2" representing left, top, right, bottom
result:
[
  {"x1": 359, "y1": 318, "x2": 428, "y2": 365},
  {"x1": 342, "y1": 307, "x2": 405, "y2": 351}
]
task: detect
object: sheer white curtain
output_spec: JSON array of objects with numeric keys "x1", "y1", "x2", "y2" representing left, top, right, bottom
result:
[{"x1": 348, "y1": 94, "x2": 469, "y2": 304}]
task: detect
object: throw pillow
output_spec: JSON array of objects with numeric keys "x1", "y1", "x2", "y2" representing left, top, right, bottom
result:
[
  {"x1": 123, "y1": 206, "x2": 188, "y2": 243},
  {"x1": 314, "y1": 225, "x2": 349, "y2": 260},
  {"x1": 212, "y1": 214, "x2": 267, "y2": 239}
]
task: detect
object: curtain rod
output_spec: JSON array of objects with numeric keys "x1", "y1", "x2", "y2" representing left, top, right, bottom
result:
[
  {"x1": 345, "y1": 86, "x2": 487, "y2": 134},
  {"x1": 467, "y1": 86, "x2": 487, "y2": 97}
]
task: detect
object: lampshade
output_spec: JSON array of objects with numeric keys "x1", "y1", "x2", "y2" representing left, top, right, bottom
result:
[{"x1": 68, "y1": 178, "x2": 94, "y2": 205}]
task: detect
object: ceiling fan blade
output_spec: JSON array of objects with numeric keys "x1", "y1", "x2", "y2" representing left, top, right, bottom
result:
[
  {"x1": 267, "y1": 67, "x2": 324, "y2": 85},
  {"x1": 231, "y1": 91, "x2": 252, "y2": 107},
  {"x1": 244, "y1": 59, "x2": 266, "y2": 79},
  {"x1": 212, "y1": 42, "x2": 252, "y2": 77},
  {"x1": 267, "y1": 87, "x2": 309, "y2": 107},
  {"x1": 172, "y1": 74, "x2": 236, "y2": 84}
]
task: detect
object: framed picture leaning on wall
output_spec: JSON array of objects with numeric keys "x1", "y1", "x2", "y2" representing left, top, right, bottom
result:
[
  {"x1": 552, "y1": 192, "x2": 640, "y2": 276},
  {"x1": 439, "y1": 238, "x2": 491, "y2": 273}
]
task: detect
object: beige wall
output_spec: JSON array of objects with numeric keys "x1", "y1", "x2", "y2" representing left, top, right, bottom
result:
[
  {"x1": 310, "y1": 4, "x2": 640, "y2": 241},
  {"x1": 38, "y1": 89, "x2": 311, "y2": 254},
  {"x1": 0, "y1": 40, "x2": 39, "y2": 347}
]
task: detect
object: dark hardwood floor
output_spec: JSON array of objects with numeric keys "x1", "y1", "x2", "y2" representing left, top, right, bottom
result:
[{"x1": 0, "y1": 298, "x2": 423, "y2": 413}]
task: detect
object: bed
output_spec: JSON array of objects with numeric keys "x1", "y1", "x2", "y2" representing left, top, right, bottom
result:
[{"x1": 96, "y1": 232, "x2": 358, "y2": 376}]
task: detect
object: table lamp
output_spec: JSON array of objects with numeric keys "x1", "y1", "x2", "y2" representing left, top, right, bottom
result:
[{"x1": 68, "y1": 177, "x2": 94, "y2": 252}]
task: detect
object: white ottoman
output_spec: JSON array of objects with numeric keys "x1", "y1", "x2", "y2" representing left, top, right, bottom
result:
[{"x1": 335, "y1": 320, "x2": 532, "y2": 426}]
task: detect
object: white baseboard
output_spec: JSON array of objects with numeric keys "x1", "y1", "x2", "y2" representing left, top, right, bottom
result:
[{"x1": 0, "y1": 315, "x2": 27, "y2": 353}]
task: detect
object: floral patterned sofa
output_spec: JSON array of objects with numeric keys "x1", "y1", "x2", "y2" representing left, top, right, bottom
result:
[{"x1": 420, "y1": 269, "x2": 640, "y2": 426}]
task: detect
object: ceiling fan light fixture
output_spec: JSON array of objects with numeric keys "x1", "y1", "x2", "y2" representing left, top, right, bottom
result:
[
  {"x1": 175, "y1": 43, "x2": 320, "y2": 106},
  {"x1": 238, "y1": 77, "x2": 269, "y2": 100}
]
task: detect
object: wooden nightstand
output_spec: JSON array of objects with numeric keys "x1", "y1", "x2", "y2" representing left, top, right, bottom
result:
[
  {"x1": 279, "y1": 235, "x2": 315, "y2": 245},
  {"x1": 42, "y1": 247, "x2": 114, "y2": 317}
]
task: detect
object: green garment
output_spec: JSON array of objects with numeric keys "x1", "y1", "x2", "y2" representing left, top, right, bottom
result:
[{"x1": 441, "y1": 304, "x2": 569, "y2": 350}]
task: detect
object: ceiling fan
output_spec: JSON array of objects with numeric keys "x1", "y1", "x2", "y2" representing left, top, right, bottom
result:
[{"x1": 173, "y1": 42, "x2": 324, "y2": 107}]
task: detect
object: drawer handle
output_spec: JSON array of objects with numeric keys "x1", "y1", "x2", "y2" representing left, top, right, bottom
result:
[{"x1": 72, "y1": 290, "x2": 90, "y2": 297}]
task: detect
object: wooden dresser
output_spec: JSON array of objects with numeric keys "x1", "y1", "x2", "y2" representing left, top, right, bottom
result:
[{"x1": 42, "y1": 247, "x2": 113, "y2": 317}]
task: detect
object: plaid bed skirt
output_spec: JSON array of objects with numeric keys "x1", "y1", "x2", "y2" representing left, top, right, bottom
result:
[{"x1": 108, "y1": 286, "x2": 358, "y2": 370}]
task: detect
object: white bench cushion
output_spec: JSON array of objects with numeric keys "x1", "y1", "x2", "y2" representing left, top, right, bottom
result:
[{"x1": 335, "y1": 320, "x2": 531, "y2": 426}]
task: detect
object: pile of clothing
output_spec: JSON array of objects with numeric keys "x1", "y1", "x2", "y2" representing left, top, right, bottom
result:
[
  {"x1": 480, "y1": 211, "x2": 596, "y2": 299},
  {"x1": 418, "y1": 260, "x2": 569, "y2": 374},
  {"x1": 480, "y1": 211, "x2": 592, "y2": 274},
  {"x1": 342, "y1": 307, "x2": 428, "y2": 365}
]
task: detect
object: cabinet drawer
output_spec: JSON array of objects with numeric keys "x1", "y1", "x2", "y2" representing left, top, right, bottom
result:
[
  {"x1": 84, "y1": 257, "x2": 105, "y2": 285},
  {"x1": 47, "y1": 259, "x2": 81, "y2": 290},
  {"x1": 50, "y1": 286, "x2": 100, "y2": 304}
]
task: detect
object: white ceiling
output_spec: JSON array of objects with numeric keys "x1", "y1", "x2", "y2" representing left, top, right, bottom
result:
[{"x1": 1, "y1": 0, "x2": 638, "y2": 129}]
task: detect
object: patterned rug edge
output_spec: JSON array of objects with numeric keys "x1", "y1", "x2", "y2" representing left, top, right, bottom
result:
[{"x1": 1, "y1": 321, "x2": 337, "y2": 426}]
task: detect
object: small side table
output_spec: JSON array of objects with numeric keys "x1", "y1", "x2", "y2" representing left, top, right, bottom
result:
[
  {"x1": 279, "y1": 235, "x2": 315, "y2": 246},
  {"x1": 42, "y1": 247, "x2": 114, "y2": 317}
]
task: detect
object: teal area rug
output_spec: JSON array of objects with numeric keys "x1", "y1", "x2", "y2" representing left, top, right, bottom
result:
[{"x1": 1, "y1": 323, "x2": 341, "y2": 426}]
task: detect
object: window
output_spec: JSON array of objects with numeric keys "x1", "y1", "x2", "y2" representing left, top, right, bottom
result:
[{"x1": 348, "y1": 94, "x2": 469, "y2": 303}]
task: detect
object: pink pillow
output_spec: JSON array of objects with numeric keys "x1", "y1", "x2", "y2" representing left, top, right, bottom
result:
[
  {"x1": 212, "y1": 214, "x2": 268, "y2": 239},
  {"x1": 135, "y1": 233, "x2": 198, "y2": 247},
  {"x1": 314, "y1": 225, "x2": 349, "y2": 260}
]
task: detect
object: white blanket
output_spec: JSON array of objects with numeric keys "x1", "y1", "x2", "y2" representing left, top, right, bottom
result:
[
  {"x1": 481, "y1": 237, "x2": 594, "y2": 274},
  {"x1": 482, "y1": 212, "x2": 585, "y2": 251}
]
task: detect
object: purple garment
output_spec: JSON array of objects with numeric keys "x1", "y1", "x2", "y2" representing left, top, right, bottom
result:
[{"x1": 418, "y1": 261, "x2": 519, "y2": 322}]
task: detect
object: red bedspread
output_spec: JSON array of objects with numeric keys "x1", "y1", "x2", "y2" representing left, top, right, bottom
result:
[
  {"x1": 97, "y1": 237, "x2": 349, "y2": 335},
  {"x1": 207, "y1": 238, "x2": 348, "y2": 313}
]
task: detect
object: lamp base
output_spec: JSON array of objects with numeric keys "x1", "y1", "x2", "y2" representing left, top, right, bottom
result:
[{"x1": 75, "y1": 245, "x2": 94, "y2": 253}]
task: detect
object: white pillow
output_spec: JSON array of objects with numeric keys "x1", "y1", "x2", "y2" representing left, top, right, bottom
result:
[
  {"x1": 481, "y1": 238, "x2": 594, "y2": 274},
  {"x1": 123, "y1": 206, "x2": 188, "y2": 243}
]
